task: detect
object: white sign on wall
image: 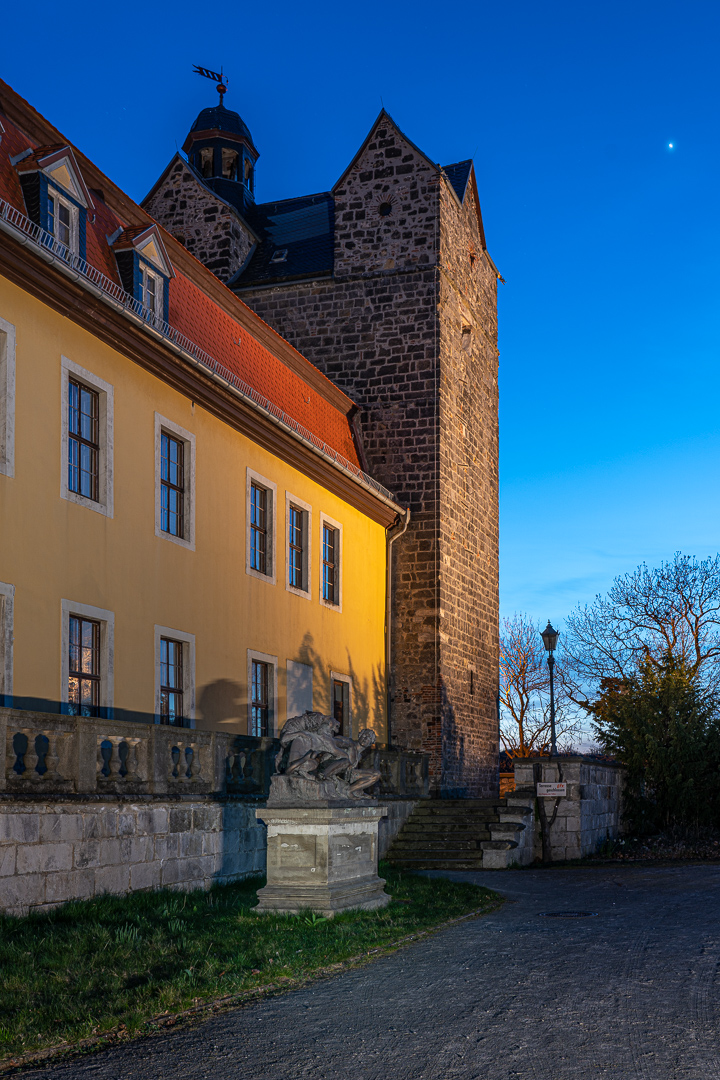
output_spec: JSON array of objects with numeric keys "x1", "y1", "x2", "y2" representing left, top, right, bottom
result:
[{"x1": 537, "y1": 782, "x2": 567, "y2": 797}]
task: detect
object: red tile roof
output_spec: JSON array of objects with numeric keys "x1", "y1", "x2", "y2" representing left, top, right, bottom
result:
[{"x1": 0, "y1": 106, "x2": 362, "y2": 470}]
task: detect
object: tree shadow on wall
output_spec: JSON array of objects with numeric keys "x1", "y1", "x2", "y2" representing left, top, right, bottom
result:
[
  {"x1": 198, "y1": 679, "x2": 244, "y2": 729},
  {"x1": 441, "y1": 678, "x2": 467, "y2": 798},
  {"x1": 289, "y1": 632, "x2": 386, "y2": 741}
]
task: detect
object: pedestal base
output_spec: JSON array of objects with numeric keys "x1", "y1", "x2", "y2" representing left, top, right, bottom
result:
[{"x1": 254, "y1": 804, "x2": 390, "y2": 916}]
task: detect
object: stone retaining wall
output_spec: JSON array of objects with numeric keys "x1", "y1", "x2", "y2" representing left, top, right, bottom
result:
[
  {"x1": 0, "y1": 799, "x2": 265, "y2": 917},
  {"x1": 513, "y1": 756, "x2": 625, "y2": 862}
]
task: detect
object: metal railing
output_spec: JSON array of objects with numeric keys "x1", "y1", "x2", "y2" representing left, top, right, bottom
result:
[{"x1": 0, "y1": 197, "x2": 396, "y2": 504}]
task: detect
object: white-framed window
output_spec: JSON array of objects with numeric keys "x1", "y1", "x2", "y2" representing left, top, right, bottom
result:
[
  {"x1": 0, "y1": 581, "x2": 14, "y2": 705},
  {"x1": 61, "y1": 356, "x2": 114, "y2": 517},
  {"x1": 47, "y1": 188, "x2": 79, "y2": 255},
  {"x1": 61, "y1": 599, "x2": 114, "y2": 718},
  {"x1": 319, "y1": 513, "x2": 343, "y2": 611},
  {"x1": 247, "y1": 649, "x2": 278, "y2": 738},
  {"x1": 246, "y1": 469, "x2": 277, "y2": 584},
  {"x1": 286, "y1": 659, "x2": 313, "y2": 720},
  {"x1": 0, "y1": 316, "x2": 16, "y2": 479},
  {"x1": 155, "y1": 414, "x2": 195, "y2": 550},
  {"x1": 330, "y1": 671, "x2": 352, "y2": 736},
  {"x1": 154, "y1": 625, "x2": 195, "y2": 728},
  {"x1": 285, "y1": 492, "x2": 312, "y2": 598},
  {"x1": 141, "y1": 263, "x2": 163, "y2": 318}
]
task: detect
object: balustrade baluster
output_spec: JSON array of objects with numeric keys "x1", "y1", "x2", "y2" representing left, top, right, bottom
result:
[
  {"x1": 124, "y1": 739, "x2": 140, "y2": 782},
  {"x1": 187, "y1": 743, "x2": 201, "y2": 780},
  {"x1": 43, "y1": 732, "x2": 61, "y2": 781},
  {"x1": 23, "y1": 730, "x2": 40, "y2": 778}
]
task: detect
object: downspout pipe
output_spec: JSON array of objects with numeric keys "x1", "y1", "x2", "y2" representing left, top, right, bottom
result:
[{"x1": 385, "y1": 507, "x2": 410, "y2": 749}]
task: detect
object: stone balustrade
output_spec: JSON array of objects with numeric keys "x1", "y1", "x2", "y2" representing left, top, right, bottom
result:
[
  {"x1": 0, "y1": 709, "x2": 430, "y2": 803},
  {"x1": 0, "y1": 708, "x2": 279, "y2": 799}
]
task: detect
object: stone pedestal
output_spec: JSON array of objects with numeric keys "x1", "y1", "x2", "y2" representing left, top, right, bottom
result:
[{"x1": 254, "y1": 803, "x2": 390, "y2": 916}]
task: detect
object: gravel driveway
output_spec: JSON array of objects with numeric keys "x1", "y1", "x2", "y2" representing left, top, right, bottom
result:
[{"x1": 17, "y1": 864, "x2": 720, "y2": 1080}]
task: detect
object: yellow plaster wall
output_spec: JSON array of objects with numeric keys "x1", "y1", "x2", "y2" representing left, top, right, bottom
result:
[{"x1": 0, "y1": 276, "x2": 388, "y2": 739}]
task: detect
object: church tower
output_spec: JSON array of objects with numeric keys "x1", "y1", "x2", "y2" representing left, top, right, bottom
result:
[{"x1": 144, "y1": 106, "x2": 501, "y2": 798}]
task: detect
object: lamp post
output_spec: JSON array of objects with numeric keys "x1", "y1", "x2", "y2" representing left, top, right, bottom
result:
[{"x1": 541, "y1": 621, "x2": 559, "y2": 758}]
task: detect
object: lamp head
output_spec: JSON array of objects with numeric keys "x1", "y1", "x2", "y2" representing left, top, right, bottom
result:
[{"x1": 541, "y1": 621, "x2": 559, "y2": 653}]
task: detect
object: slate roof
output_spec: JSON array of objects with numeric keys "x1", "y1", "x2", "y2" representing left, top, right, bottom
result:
[
  {"x1": 231, "y1": 159, "x2": 475, "y2": 289},
  {"x1": 0, "y1": 96, "x2": 362, "y2": 470},
  {"x1": 235, "y1": 192, "x2": 335, "y2": 287},
  {"x1": 189, "y1": 104, "x2": 255, "y2": 147},
  {"x1": 442, "y1": 160, "x2": 473, "y2": 204}
]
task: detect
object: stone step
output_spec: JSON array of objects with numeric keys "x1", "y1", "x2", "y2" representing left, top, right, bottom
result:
[
  {"x1": 398, "y1": 828, "x2": 492, "y2": 840},
  {"x1": 390, "y1": 838, "x2": 484, "y2": 851},
  {"x1": 386, "y1": 856, "x2": 486, "y2": 870},
  {"x1": 405, "y1": 812, "x2": 500, "y2": 824},
  {"x1": 415, "y1": 798, "x2": 503, "y2": 809}
]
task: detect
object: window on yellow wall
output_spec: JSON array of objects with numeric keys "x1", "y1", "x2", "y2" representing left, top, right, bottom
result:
[
  {"x1": 160, "y1": 432, "x2": 185, "y2": 538},
  {"x1": 320, "y1": 514, "x2": 343, "y2": 611},
  {"x1": 61, "y1": 357, "x2": 114, "y2": 517},
  {"x1": 159, "y1": 638, "x2": 184, "y2": 726},
  {"x1": 0, "y1": 316, "x2": 16, "y2": 479},
  {"x1": 68, "y1": 615, "x2": 101, "y2": 717},
  {"x1": 68, "y1": 379, "x2": 99, "y2": 501},
  {"x1": 251, "y1": 483, "x2": 268, "y2": 574},
  {"x1": 251, "y1": 659, "x2": 269, "y2": 737},
  {"x1": 288, "y1": 505, "x2": 304, "y2": 588},
  {"x1": 322, "y1": 524, "x2": 338, "y2": 604}
]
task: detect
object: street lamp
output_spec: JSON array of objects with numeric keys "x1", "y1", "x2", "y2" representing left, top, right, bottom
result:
[{"x1": 541, "y1": 621, "x2": 559, "y2": 758}]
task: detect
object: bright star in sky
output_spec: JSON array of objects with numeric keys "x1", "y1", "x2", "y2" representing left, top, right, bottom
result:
[{"x1": 668, "y1": 142, "x2": 674, "y2": 149}]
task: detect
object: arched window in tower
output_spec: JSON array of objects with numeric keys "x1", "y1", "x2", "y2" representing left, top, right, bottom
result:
[
  {"x1": 244, "y1": 157, "x2": 254, "y2": 191},
  {"x1": 222, "y1": 148, "x2": 239, "y2": 181},
  {"x1": 198, "y1": 147, "x2": 214, "y2": 178}
]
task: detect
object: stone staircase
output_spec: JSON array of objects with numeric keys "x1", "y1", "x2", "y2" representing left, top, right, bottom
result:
[{"x1": 385, "y1": 793, "x2": 534, "y2": 871}]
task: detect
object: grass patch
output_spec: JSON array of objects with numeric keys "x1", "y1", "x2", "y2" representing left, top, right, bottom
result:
[{"x1": 0, "y1": 864, "x2": 500, "y2": 1063}]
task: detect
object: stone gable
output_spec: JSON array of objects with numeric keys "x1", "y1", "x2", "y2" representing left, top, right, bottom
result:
[
  {"x1": 333, "y1": 115, "x2": 439, "y2": 278},
  {"x1": 143, "y1": 157, "x2": 255, "y2": 283}
]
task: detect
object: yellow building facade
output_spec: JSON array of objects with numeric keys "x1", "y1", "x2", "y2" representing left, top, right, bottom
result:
[{"x1": 0, "y1": 82, "x2": 403, "y2": 743}]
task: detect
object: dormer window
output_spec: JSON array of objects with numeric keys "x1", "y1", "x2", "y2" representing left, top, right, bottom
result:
[
  {"x1": 222, "y1": 148, "x2": 239, "y2": 181},
  {"x1": 47, "y1": 190, "x2": 77, "y2": 253},
  {"x1": 141, "y1": 265, "x2": 163, "y2": 318},
  {"x1": 111, "y1": 224, "x2": 174, "y2": 324},
  {"x1": 15, "y1": 145, "x2": 93, "y2": 263}
]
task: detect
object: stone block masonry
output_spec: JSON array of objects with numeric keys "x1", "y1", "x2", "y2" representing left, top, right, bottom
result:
[
  {"x1": 513, "y1": 756, "x2": 626, "y2": 862},
  {"x1": 0, "y1": 799, "x2": 266, "y2": 917},
  {"x1": 144, "y1": 157, "x2": 255, "y2": 283}
]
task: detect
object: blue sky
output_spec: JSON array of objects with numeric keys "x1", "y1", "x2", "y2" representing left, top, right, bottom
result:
[{"x1": 4, "y1": 0, "x2": 719, "y2": 630}]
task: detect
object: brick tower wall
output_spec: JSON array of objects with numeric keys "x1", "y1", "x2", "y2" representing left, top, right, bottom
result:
[
  {"x1": 144, "y1": 158, "x2": 255, "y2": 282},
  {"x1": 437, "y1": 178, "x2": 500, "y2": 797}
]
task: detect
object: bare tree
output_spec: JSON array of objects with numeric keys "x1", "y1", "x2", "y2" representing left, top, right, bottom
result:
[
  {"x1": 499, "y1": 613, "x2": 582, "y2": 756},
  {"x1": 564, "y1": 553, "x2": 720, "y2": 700}
]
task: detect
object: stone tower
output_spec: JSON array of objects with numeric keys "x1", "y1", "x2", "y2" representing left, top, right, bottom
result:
[{"x1": 144, "y1": 106, "x2": 500, "y2": 797}]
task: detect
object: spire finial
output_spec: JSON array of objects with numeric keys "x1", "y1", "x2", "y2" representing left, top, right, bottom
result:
[{"x1": 192, "y1": 64, "x2": 228, "y2": 106}]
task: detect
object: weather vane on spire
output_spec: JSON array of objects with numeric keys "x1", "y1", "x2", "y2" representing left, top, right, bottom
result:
[{"x1": 192, "y1": 65, "x2": 228, "y2": 105}]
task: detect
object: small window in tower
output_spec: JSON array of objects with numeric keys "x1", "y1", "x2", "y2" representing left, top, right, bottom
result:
[
  {"x1": 199, "y1": 147, "x2": 214, "y2": 178},
  {"x1": 222, "y1": 148, "x2": 239, "y2": 181},
  {"x1": 244, "y1": 158, "x2": 253, "y2": 187}
]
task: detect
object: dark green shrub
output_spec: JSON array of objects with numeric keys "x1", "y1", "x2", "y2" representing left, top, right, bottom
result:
[{"x1": 588, "y1": 655, "x2": 720, "y2": 833}]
